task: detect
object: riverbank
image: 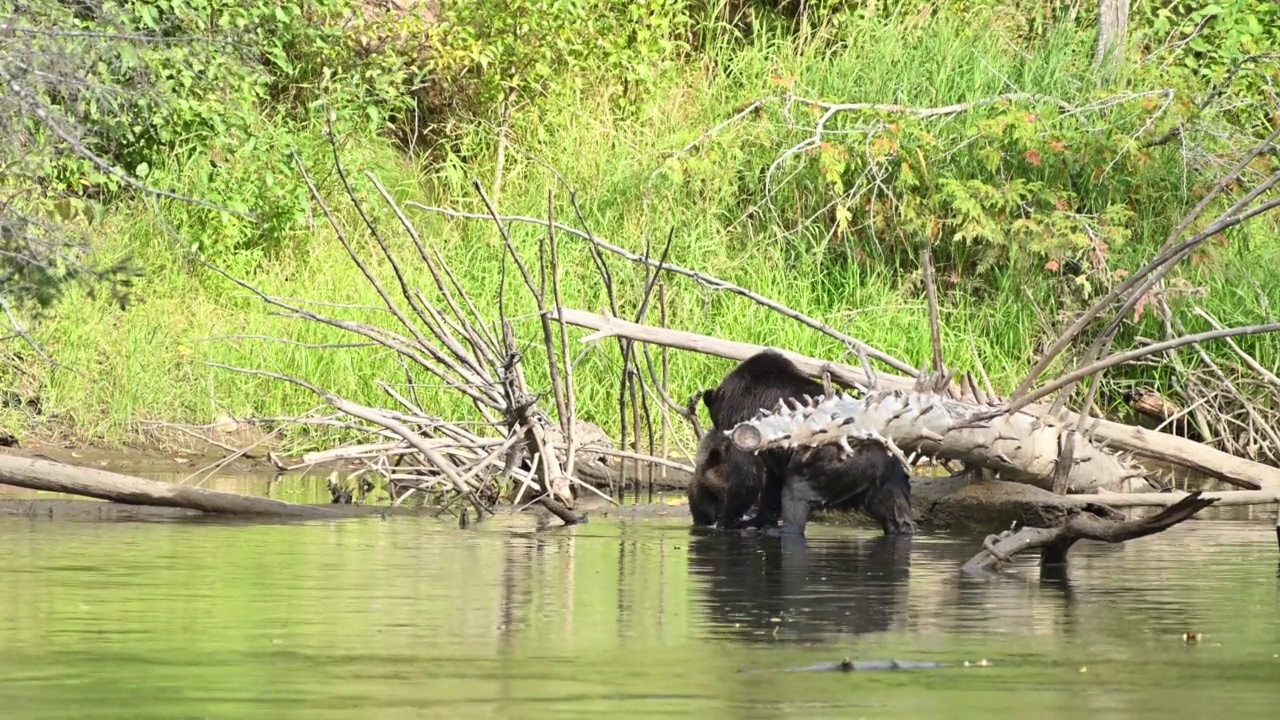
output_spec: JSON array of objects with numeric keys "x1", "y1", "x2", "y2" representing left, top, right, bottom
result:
[{"x1": 4, "y1": 438, "x2": 1273, "y2": 535}]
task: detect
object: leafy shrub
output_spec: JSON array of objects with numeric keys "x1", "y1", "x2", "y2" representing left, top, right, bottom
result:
[
  {"x1": 426, "y1": 0, "x2": 690, "y2": 115},
  {"x1": 3, "y1": 0, "x2": 430, "y2": 259},
  {"x1": 1134, "y1": 0, "x2": 1280, "y2": 132},
  {"x1": 710, "y1": 95, "x2": 1185, "y2": 303}
]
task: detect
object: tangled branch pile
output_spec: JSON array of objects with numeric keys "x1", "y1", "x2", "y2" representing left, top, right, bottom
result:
[{"x1": 208, "y1": 129, "x2": 643, "y2": 523}]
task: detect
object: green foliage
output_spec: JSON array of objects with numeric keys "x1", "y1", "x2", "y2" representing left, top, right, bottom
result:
[
  {"x1": 654, "y1": 17, "x2": 1191, "y2": 306},
  {"x1": 0, "y1": 218, "x2": 139, "y2": 318},
  {"x1": 6, "y1": 0, "x2": 1280, "y2": 451},
  {"x1": 3, "y1": 0, "x2": 431, "y2": 261},
  {"x1": 428, "y1": 0, "x2": 690, "y2": 112},
  {"x1": 27, "y1": 1, "x2": 335, "y2": 170},
  {"x1": 1135, "y1": 0, "x2": 1280, "y2": 130},
  {"x1": 790, "y1": 97, "x2": 1162, "y2": 298}
]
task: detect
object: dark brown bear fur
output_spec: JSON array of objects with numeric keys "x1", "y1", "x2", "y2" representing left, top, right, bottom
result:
[
  {"x1": 779, "y1": 442, "x2": 915, "y2": 536},
  {"x1": 692, "y1": 349, "x2": 915, "y2": 535}
]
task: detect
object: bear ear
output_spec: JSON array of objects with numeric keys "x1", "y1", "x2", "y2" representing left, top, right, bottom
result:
[{"x1": 701, "y1": 388, "x2": 718, "y2": 410}]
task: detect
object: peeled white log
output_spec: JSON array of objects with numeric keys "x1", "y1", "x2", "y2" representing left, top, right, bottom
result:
[{"x1": 727, "y1": 389, "x2": 1148, "y2": 493}]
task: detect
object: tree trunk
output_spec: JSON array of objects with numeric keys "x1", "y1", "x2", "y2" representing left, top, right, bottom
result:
[
  {"x1": 728, "y1": 387, "x2": 1146, "y2": 492},
  {"x1": 0, "y1": 453, "x2": 346, "y2": 518},
  {"x1": 1094, "y1": 0, "x2": 1130, "y2": 71}
]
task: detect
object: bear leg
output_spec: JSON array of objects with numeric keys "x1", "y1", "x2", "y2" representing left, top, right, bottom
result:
[
  {"x1": 740, "y1": 453, "x2": 788, "y2": 529},
  {"x1": 774, "y1": 473, "x2": 825, "y2": 536},
  {"x1": 860, "y1": 467, "x2": 916, "y2": 535}
]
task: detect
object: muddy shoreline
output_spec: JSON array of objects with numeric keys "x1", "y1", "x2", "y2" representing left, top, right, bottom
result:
[
  {"x1": 1, "y1": 439, "x2": 1272, "y2": 530},
  {"x1": 4, "y1": 473, "x2": 1270, "y2": 530}
]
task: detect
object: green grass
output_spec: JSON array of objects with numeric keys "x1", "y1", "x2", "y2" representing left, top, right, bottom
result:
[{"x1": 12, "y1": 11, "x2": 1280, "y2": 453}]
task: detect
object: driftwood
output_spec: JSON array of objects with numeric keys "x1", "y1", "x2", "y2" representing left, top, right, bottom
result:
[
  {"x1": 960, "y1": 491, "x2": 1218, "y2": 575},
  {"x1": 0, "y1": 453, "x2": 346, "y2": 518},
  {"x1": 723, "y1": 325, "x2": 1280, "y2": 493},
  {"x1": 724, "y1": 361, "x2": 1280, "y2": 495},
  {"x1": 196, "y1": 122, "x2": 702, "y2": 524}
]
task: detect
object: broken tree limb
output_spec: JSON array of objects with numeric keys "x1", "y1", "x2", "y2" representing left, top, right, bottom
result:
[
  {"x1": 0, "y1": 453, "x2": 345, "y2": 518},
  {"x1": 553, "y1": 308, "x2": 1280, "y2": 491},
  {"x1": 961, "y1": 490, "x2": 1218, "y2": 575},
  {"x1": 1076, "y1": 489, "x2": 1280, "y2": 507},
  {"x1": 406, "y1": 202, "x2": 919, "y2": 376},
  {"x1": 555, "y1": 307, "x2": 885, "y2": 391}
]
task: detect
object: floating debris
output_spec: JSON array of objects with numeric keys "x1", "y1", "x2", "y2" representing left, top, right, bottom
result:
[{"x1": 741, "y1": 657, "x2": 965, "y2": 674}]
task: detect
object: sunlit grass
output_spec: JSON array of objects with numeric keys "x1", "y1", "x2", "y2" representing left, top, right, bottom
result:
[{"x1": 16, "y1": 11, "x2": 1280, "y2": 452}]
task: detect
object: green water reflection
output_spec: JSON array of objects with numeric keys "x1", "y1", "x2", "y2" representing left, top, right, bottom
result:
[{"x1": 0, "y1": 508, "x2": 1277, "y2": 719}]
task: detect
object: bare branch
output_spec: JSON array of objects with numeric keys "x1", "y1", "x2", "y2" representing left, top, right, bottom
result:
[
  {"x1": 961, "y1": 491, "x2": 1219, "y2": 575},
  {"x1": 1015, "y1": 124, "x2": 1280, "y2": 398},
  {"x1": 404, "y1": 202, "x2": 918, "y2": 375},
  {"x1": 0, "y1": 64, "x2": 255, "y2": 220},
  {"x1": 997, "y1": 322, "x2": 1280, "y2": 418},
  {"x1": 552, "y1": 307, "x2": 1280, "y2": 490}
]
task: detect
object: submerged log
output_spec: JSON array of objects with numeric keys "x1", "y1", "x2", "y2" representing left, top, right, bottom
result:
[
  {"x1": 766, "y1": 659, "x2": 954, "y2": 673},
  {"x1": 0, "y1": 453, "x2": 346, "y2": 518},
  {"x1": 960, "y1": 490, "x2": 1218, "y2": 575}
]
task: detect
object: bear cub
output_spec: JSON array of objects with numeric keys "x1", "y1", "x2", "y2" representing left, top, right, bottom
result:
[{"x1": 689, "y1": 349, "x2": 915, "y2": 536}]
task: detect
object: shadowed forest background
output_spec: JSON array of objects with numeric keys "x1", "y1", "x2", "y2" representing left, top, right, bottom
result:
[{"x1": 2, "y1": 0, "x2": 1278, "y2": 460}]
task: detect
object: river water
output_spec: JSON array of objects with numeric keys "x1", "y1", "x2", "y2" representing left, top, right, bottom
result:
[{"x1": 1, "y1": 481, "x2": 1278, "y2": 719}]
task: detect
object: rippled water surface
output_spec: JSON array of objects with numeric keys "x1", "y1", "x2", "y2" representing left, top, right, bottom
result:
[{"x1": 1, "y1": 502, "x2": 1278, "y2": 719}]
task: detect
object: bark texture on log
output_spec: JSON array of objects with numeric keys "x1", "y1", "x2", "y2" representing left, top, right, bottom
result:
[
  {"x1": 0, "y1": 453, "x2": 345, "y2": 518},
  {"x1": 911, "y1": 475, "x2": 1126, "y2": 530},
  {"x1": 727, "y1": 389, "x2": 1147, "y2": 493},
  {"x1": 554, "y1": 308, "x2": 1280, "y2": 491}
]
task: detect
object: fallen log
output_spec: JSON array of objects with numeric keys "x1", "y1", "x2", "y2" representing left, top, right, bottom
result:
[
  {"x1": 553, "y1": 308, "x2": 1280, "y2": 491},
  {"x1": 960, "y1": 491, "x2": 1219, "y2": 575},
  {"x1": 728, "y1": 385, "x2": 1145, "y2": 493},
  {"x1": 0, "y1": 497, "x2": 435, "y2": 521},
  {"x1": 909, "y1": 475, "x2": 1126, "y2": 530},
  {"x1": 0, "y1": 453, "x2": 346, "y2": 518},
  {"x1": 565, "y1": 466, "x2": 1277, "y2": 529}
]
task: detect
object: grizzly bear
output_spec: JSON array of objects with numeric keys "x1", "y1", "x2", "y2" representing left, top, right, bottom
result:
[{"x1": 690, "y1": 350, "x2": 914, "y2": 535}]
